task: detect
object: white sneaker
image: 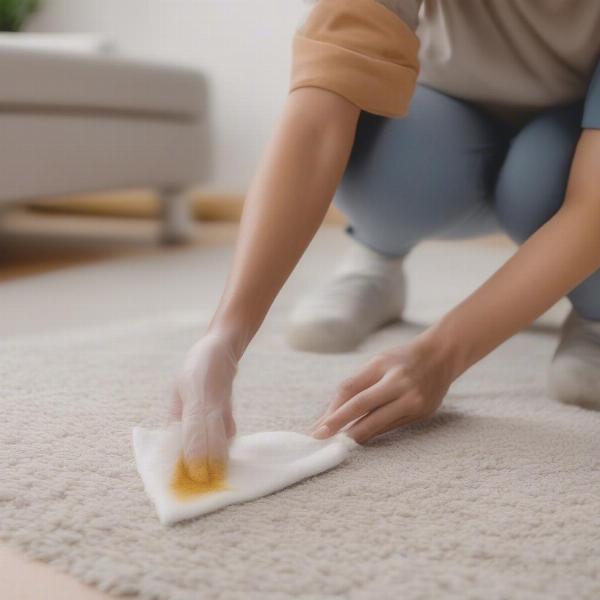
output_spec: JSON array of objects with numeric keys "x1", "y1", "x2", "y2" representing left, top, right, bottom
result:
[
  {"x1": 548, "y1": 310, "x2": 600, "y2": 410},
  {"x1": 286, "y1": 243, "x2": 406, "y2": 353}
]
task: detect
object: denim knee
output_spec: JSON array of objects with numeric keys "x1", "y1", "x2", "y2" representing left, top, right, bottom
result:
[
  {"x1": 334, "y1": 87, "x2": 507, "y2": 256},
  {"x1": 494, "y1": 104, "x2": 583, "y2": 243}
]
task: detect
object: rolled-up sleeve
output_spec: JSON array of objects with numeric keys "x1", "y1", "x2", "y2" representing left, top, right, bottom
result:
[
  {"x1": 582, "y1": 58, "x2": 600, "y2": 129},
  {"x1": 290, "y1": 0, "x2": 420, "y2": 118}
]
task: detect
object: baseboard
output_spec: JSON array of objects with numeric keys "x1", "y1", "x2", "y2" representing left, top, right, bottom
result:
[{"x1": 28, "y1": 190, "x2": 347, "y2": 225}]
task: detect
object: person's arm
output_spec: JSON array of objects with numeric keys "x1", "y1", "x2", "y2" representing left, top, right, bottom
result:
[
  {"x1": 172, "y1": 88, "x2": 359, "y2": 481},
  {"x1": 435, "y1": 129, "x2": 600, "y2": 376},
  {"x1": 212, "y1": 0, "x2": 422, "y2": 351},
  {"x1": 210, "y1": 88, "x2": 360, "y2": 353},
  {"x1": 173, "y1": 0, "x2": 421, "y2": 480},
  {"x1": 313, "y1": 129, "x2": 600, "y2": 443}
]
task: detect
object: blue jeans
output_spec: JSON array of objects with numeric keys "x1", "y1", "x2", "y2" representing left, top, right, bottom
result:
[{"x1": 334, "y1": 85, "x2": 600, "y2": 320}]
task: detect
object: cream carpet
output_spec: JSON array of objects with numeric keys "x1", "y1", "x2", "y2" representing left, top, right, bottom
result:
[{"x1": 1, "y1": 226, "x2": 599, "y2": 599}]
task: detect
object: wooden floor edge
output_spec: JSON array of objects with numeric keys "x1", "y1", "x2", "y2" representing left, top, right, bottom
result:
[{"x1": 27, "y1": 191, "x2": 347, "y2": 224}]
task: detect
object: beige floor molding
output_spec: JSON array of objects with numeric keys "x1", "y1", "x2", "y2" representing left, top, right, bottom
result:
[{"x1": 29, "y1": 190, "x2": 346, "y2": 224}]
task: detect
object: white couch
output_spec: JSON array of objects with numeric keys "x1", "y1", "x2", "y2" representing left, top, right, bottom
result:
[{"x1": 0, "y1": 46, "x2": 209, "y2": 243}]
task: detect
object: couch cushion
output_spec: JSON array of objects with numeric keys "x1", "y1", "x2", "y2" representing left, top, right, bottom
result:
[{"x1": 0, "y1": 48, "x2": 205, "y2": 120}]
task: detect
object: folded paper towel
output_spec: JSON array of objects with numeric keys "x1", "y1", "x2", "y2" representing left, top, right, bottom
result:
[{"x1": 132, "y1": 424, "x2": 357, "y2": 525}]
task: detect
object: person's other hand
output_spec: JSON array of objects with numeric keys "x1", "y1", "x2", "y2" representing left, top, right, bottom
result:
[
  {"x1": 171, "y1": 333, "x2": 238, "y2": 482},
  {"x1": 311, "y1": 333, "x2": 456, "y2": 444}
]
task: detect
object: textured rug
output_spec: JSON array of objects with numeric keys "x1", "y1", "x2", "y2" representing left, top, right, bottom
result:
[
  {"x1": 1, "y1": 309, "x2": 599, "y2": 599},
  {"x1": 2, "y1": 229, "x2": 600, "y2": 599}
]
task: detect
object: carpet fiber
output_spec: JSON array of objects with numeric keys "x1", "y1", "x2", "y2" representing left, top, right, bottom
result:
[{"x1": 1, "y1": 233, "x2": 599, "y2": 599}]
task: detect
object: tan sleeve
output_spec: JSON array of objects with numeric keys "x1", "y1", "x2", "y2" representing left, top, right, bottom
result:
[{"x1": 290, "y1": 0, "x2": 420, "y2": 117}]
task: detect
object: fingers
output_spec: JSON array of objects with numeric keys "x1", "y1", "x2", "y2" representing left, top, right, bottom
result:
[
  {"x1": 174, "y1": 334, "x2": 239, "y2": 483},
  {"x1": 311, "y1": 362, "x2": 381, "y2": 432},
  {"x1": 181, "y1": 400, "x2": 233, "y2": 483},
  {"x1": 223, "y1": 394, "x2": 237, "y2": 439},
  {"x1": 205, "y1": 410, "x2": 229, "y2": 483},
  {"x1": 170, "y1": 389, "x2": 183, "y2": 421},
  {"x1": 347, "y1": 398, "x2": 414, "y2": 444},
  {"x1": 224, "y1": 410, "x2": 237, "y2": 439},
  {"x1": 181, "y1": 400, "x2": 209, "y2": 482},
  {"x1": 314, "y1": 373, "x2": 406, "y2": 438}
]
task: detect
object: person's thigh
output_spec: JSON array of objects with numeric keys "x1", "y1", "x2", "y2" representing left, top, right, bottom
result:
[
  {"x1": 334, "y1": 85, "x2": 508, "y2": 256},
  {"x1": 494, "y1": 102, "x2": 583, "y2": 243}
]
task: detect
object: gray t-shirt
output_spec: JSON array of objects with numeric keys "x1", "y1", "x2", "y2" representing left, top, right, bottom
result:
[
  {"x1": 294, "y1": 0, "x2": 600, "y2": 126},
  {"x1": 416, "y1": 0, "x2": 600, "y2": 125}
]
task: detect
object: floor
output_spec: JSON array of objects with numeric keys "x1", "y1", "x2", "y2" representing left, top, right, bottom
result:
[
  {"x1": 1, "y1": 209, "x2": 257, "y2": 600},
  {"x1": 1, "y1": 210, "x2": 171, "y2": 599},
  {"x1": 1, "y1": 208, "x2": 533, "y2": 600}
]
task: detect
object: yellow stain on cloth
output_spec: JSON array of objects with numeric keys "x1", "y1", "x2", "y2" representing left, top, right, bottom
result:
[{"x1": 170, "y1": 457, "x2": 228, "y2": 500}]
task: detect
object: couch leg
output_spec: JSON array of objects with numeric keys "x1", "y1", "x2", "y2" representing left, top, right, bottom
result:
[{"x1": 159, "y1": 188, "x2": 193, "y2": 245}]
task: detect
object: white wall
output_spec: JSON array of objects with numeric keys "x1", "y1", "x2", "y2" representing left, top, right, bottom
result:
[{"x1": 29, "y1": 0, "x2": 308, "y2": 193}]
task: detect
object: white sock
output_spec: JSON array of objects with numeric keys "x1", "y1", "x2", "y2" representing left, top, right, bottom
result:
[
  {"x1": 286, "y1": 243, "x2": 406, "y2": 352},
  {"x1": 548, "y1": 310, "x2": 600, "y2": 410},
  {"x1": 133, "y1": 424, "x2": 357, "y2": 525}
]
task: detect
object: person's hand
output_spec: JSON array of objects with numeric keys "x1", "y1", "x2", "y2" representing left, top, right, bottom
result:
[
  {"x1": 311, "y1": 332, "x2": 457, "y2": 444},
  {"x1": 171, "y1": 333, "x2": 238, "y2": 483}
]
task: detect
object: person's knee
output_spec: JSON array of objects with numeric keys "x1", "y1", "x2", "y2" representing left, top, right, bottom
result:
[
  {"x1": 335, "y1": 86, "x2": 507, "y2": 254},
  {"x1": 334, "y1": 112, "x2": 387, "y2": 218},
  {"x1": 333, "y1": 109, "x2": 434, "y2": 249},
  {"x1": 335, "y1": 90, "x2": 493, "y2": 224},
  {"x1": 494, "y1": 172, "x2": 564, "y2": 244},
  {"x1": 494, "y1": 105, "x2": 582, "y2": 243}
]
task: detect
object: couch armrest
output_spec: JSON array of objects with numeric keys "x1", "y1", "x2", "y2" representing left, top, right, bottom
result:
[{"x1": 0, "y1": 48, "x2": 206, "y2": 120}]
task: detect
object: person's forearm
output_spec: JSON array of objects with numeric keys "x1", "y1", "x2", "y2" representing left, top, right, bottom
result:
[
  {"x1": 427, "y1": 130, "x2": 600, "y2": 379},
  {"x1": 208, "y1": 87, "x2": 360, "y2": 357},
  {"x1": 431, "y1": 203, "x2": 600, "y2": 377}
]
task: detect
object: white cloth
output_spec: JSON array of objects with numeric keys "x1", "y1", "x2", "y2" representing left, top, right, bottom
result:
[{"x1": 132, "y1": 424, "x2": 358, "y2": 525}]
